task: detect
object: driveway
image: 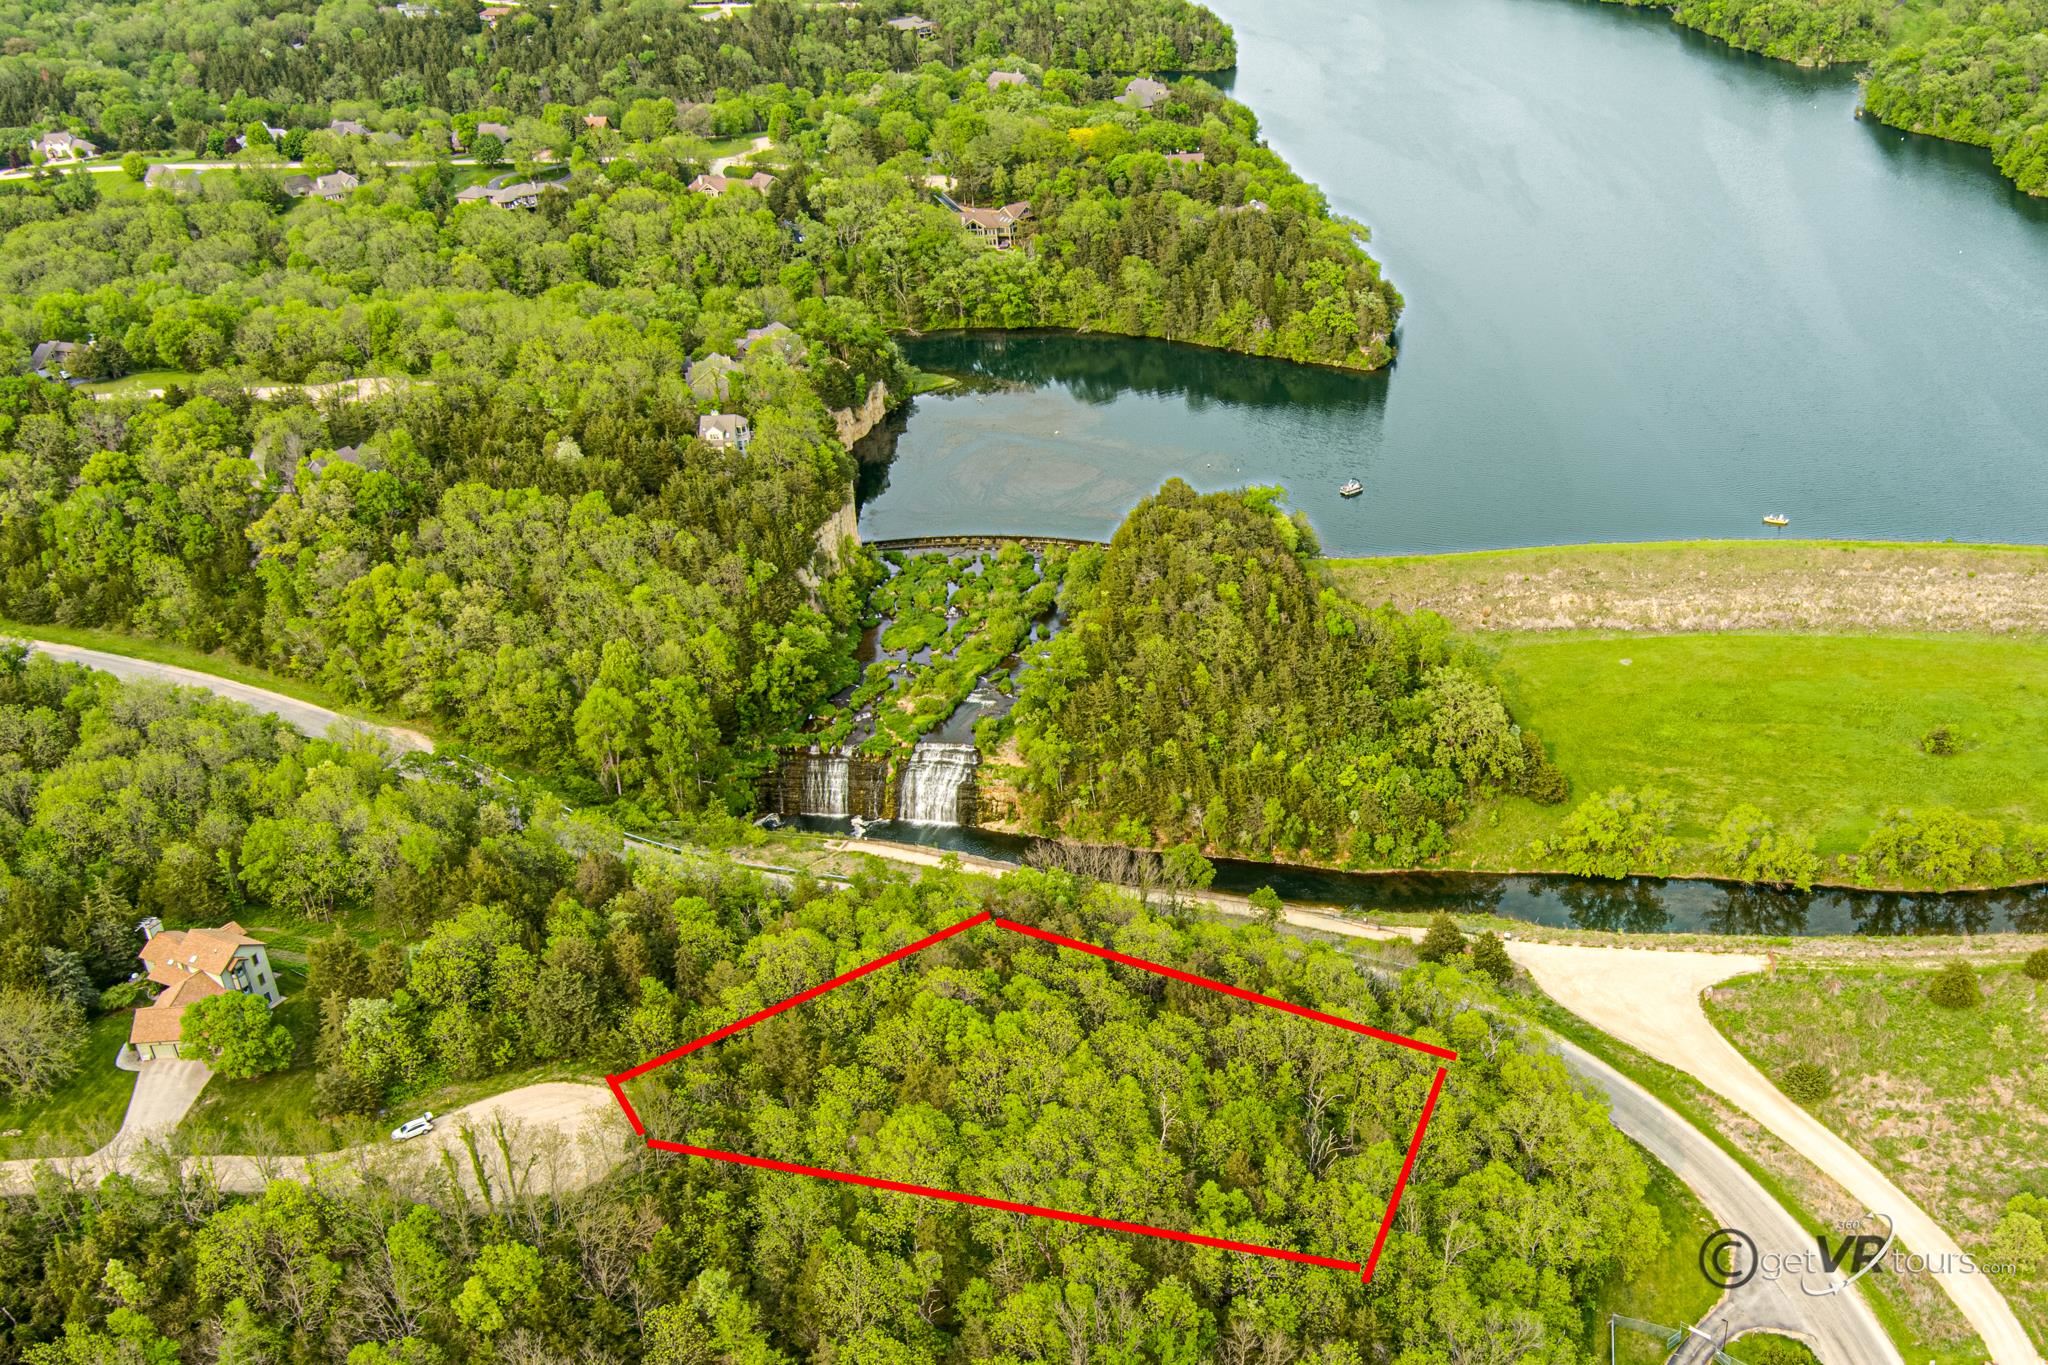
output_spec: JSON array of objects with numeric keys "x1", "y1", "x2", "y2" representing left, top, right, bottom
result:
[
  {"x1": 18, "y1": 641, "x2": 432, "y2": 753},
  {"x1": 0, "y1": 1082, "x2": 623, "y2": 1197},
  {"x1": 107, "y1": 1059, "x2": 212, "y2": 1151}
]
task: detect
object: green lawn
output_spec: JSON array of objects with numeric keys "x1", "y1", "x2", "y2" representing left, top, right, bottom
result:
[
  {"x1": 77, "y1": 368, "x2": 205, "y2": 396},
  {"x1": 1450, "y1": 631, "x2": 2048, "y2": 870},
  {"x1": 1586, "y1": 1147, "x2": 1721, "y2": 1360},
  {"x1": 1706, "y1": 962, "x2": 2048, "y2": 1350},
  {"x1": 175, "y1": 966, "x2": 594, "y2": 1155},
  {"x1": 0, "y1": 1012, "x2": 138, "y2": 1159}
]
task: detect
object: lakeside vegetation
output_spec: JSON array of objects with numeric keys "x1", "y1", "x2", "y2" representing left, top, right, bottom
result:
[
  {"x1": 1707, "y1": 962, "x2": 2048, "y2": 1348},
  {"x1": 1593, "y1": 0, "x2": 2048, "y2": 195}
]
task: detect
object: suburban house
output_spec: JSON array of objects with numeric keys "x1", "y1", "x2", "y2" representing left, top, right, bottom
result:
[
  {"x1": 957, "y1": 200, "x2": 1033, "y2": 247},
  {"x1": 328, "y1": 118, "x2": 373, "y2": 137},
  {"x1": 686, "y1": 353, "x2": 741, "y2": 400},
  {"x1": 145, "y1": 165, "x2": 202, "y2": 193},
  {"x1": 886, "y1": 14, "x2": 936, "y2": 36},
  {"x1": 307, "y1": 171, "x2": 360, "y2": 201},
  {"x1": 281, "y1": 174, "x2": 315, "y2": 196},
  {"x1": 1121, "y1": 77, "x2": 1171, "y2": 110},
  {"x1": 477, "y1": 120, "x2": 513, "y2": 142},
  {"x1": 688, "y1": 171, "x2": 775, "y2": 197},
  {"x1": 583, "y1": 114, "x2": 609, "y2": 129},
  {"x1": 698, "y1": 413, "x2": 752, "y2": 451},
  {"x1": 127, "y1": 920, "x2": 280, "y2": 1062},
  {"x1": 33, "y1": 130, "x2": 98, "y2": 162},
  {"x1": 479, "y1": 4, "x2": 517, "y2": 25},
  {"x1": 28, "y1": 340, "x2": 77, "y2": 380},
  {"x1": 1165, "y1": 150, "x2": 1206, "y2": 166},
  {"x1": 738, "y1": 321, "x2": 799, "y2": 360},
  {"x1": 987, "y1": 70, "x2": 1029, "y2": 90}
]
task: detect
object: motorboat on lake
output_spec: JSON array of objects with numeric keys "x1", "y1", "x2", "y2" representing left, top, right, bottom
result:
[
  {"x1": 1762, "y1": 513, "x2": 1789, "y2": 527},
  {"x1": 1339, "y1": 479, "x2": 1364, "y2": 498}
]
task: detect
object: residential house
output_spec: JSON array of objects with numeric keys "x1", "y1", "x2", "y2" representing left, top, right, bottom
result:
[
  {"x1": 1164, "y1": 151, "x2": 1206, "y2": 166},
  {"x1": 309, "y1": 171, "x2": 360, "y2": 200},
  {"x1": 280, "y1": 174, "x2": 316, "y2": 197},
  {"x1": 485, "y1": 180, "x2": 545, "y2": 208},
  {"x1": 885, "y1": 14, "x2": 935, "y2": 36},
  {"x1": 33, "y1": 130, "x2": 98, "y2": 162},
  {"x1": 476, "y1": 121, "x2": 513, "y2": 142},
  {"x1": 986, "y1": 70, "x2": 1029, "y2": 90},
  {"x1": 479, "y1": 4, "x2": 517, "y2": 24},
  {"x1": 127, "y1": 919, "x2": 281, "y2": 1062},
  {"x1": 144, "y1": 165, "x2": 202, "y2": 193},
  {"x1": 28, "y1": 340, "x2": 77, "y2": 380},
  {"x1": 1120, "y1": 77, "x2": 1170, "y2": 110},
  {"x1": 688, "y1": 171, "x2": 775, "y2": 197},
  {"x1": 328, "y1": 119, "x2": 373, "y2": 137},
  {"x1": 686, "y1": 353, "x2": 741, "y2": 401},
  {"x1": 956, "y1": 200, "x2": 1033, "y2": 248},
  {"x1": 392, "y1": 1, "x2": 436, "y2": 15},
  {"x1": 454, "y1": 183, "x2": 492, "y2": 203},
  {"x1": 738, "y1": 321, "x2": 799, "y2": 360},
  {"x1": 583, "y1": 114, "x2": 609, "y2": 129},
  {"x1": 697, "y1": 413, "x2": 752, "y2": 451}
]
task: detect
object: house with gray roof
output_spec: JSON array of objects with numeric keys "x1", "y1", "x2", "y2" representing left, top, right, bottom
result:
[
  {"x1": 886, "y1": 13, "x2": 935, "y2": 35},
  {"x1": 1121, "y1": 77, "x2": 1171, "y2": 110},
  {"x1": 697, "y1": 413, "x2": 752, "y2": 451},
  {"x1": 33, "y1": 131, "x2": 97, "y2": 161}
]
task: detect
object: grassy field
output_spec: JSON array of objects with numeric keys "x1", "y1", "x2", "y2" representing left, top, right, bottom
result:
[
  {"x1": 77, "y1": 368, "x2": 204, "y2": 396},
  {"x1": 1706, "y1": 962, "x2": 2048, "y2": 1349},
  {"x1": 1448, "y1": 631, "x2": 2048, "y2": 869},
  {"x1": 0, "y1": 1013, "x2": 137, "y2": 1159}
]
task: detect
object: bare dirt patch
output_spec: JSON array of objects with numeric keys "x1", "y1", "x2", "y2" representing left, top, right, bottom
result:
[{"x1": 1332, "y1": 542, "x2": 2048, "y2": 634}]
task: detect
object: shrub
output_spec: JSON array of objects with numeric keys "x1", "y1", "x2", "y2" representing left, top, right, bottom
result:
[
  {"x1": 1920, "y1": 724, "x2": 1960, "y2": 756},
  {"x1": 1928, "y1": 959, "x2": 1981, "y2": 1009},
  {"x1": 1711, "y1": 804, "x2": 1820, "y2": 891},
  {"x1": 1549, "y1": 787, "x2": 1679, "y2": 879},
  {"x1": 1470, "y1": 931, "x2": 1514, "y2": 985},
  {"x1": 1779, "y1": 1061, "x2": 1832, "y2": 1105},
  {"x1": 1516, "y1": 731, "x2": 1568, "y2": 806},
  {"x1": 1860, "y1": 808, "x2": 2005, "y2": 887},
  {"x1": 1247, "y1": 886, "x2": 1284, "y2": 927},
  {"x1": 2024, "y1": 948, "x2": 2048, "y2": 982},
  {"x1": 1417, "y1": 913, "x2": 1466, "y2": 964}
]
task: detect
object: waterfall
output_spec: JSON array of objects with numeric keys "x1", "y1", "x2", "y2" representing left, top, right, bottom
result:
[
  {"x1": 798, "y1": 753, "x2": 851, "y2": 816},
  {"x1": 895, "y1": 742, "x2": 979, "y2": 825}
]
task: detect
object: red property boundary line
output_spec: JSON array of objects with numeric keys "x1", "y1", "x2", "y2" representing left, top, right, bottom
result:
[{"x1": 606, "y1": 909, "x2": 1455, "y2": 1283}]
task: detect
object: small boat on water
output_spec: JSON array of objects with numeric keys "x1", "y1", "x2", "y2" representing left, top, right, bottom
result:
[
  {"x1": 1762, "y1": 513, "x2": 1789, "y2": 527},
  {"x1": 1339, "y1": 479, "x2": 1364, "y2": 498}
]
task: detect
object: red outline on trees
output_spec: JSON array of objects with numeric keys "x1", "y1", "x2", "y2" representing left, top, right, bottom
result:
[{"x1": 606, "y1": 910, "x2": 1454, "y2": 1283}]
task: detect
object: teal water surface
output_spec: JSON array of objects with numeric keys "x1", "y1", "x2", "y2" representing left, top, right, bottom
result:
[{"x1": 859, "y1": 0, "x2": 2048, "y2": 555}]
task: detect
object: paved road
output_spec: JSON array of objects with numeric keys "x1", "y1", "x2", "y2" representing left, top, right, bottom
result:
[
  {"x1": 0, "y1": 1082, "x2": 621, "y2": 1197},
  {"x1": 18, "y1": 641, "x2": 433, "y2": 753},
  {"x1": 110, "y1": 1059, "x2": 212, "y2": 1150},
  {"x1": 1516, "y1": 940, "x2": 2040, "y2": 1365}
]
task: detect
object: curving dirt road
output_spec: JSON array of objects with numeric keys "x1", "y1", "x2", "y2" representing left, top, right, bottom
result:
[
  {"x1": 0, "y1": 1082, "x2": 622, "y2": 1197},
  {"x1": 17, "y1": 640, "x2": 433, "y2": 753}
]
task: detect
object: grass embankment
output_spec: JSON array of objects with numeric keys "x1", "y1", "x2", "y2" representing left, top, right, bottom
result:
[
  {"x1": 0, "y1": 1013, "x2": 137, "y2": 1159},
  {"x1": 1706, "y1": 963, "x2": 2048, "y2": 1349},
  {"x1": 1331, "y1": 541, "x2": 2048, "y2": 881},
  {"x1": 1587, "y1": 1152, "x2": 1721, "y2": 1361}
]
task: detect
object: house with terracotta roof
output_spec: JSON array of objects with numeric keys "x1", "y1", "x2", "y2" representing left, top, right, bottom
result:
[
  {"x1": 956, "y1": 200, "x2": 1032, "y2": 247},
  {"x1": 128, "y1": 920, "x2": 280, "y2": 1061},
  {"x1": 688, "y1": 171, "x2": 775, "y2": 197}
]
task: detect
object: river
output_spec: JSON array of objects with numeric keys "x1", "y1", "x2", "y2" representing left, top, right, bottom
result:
[{"x1": 858, "y1": 0, "x2": 2048, "y2": 556}]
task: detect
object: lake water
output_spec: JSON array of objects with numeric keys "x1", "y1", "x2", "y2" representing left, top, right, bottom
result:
[{"x1": 859, "y1": 0, "x2": 2048, "y2": 556}]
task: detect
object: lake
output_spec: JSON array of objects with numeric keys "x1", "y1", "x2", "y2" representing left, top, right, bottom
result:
[{"x1": 857, "y1": 0, "x2": 2048, "y2": 556}]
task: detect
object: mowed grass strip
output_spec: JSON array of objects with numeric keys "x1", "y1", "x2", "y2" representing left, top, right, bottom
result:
[
  {"x1": 1453, "y1": 632, "x2": 2048, "y2": 865},
  {"x1": 0, "y1": 1012, "x2": 139, "y2": 1159}
]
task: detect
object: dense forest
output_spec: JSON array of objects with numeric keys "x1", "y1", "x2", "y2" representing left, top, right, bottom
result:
[
  {"x1": 0, "y1": 0, "x2": 1402, "y2": 810},
  {"x1": 1003, "y1": 484, "x2": 1562, "y2": 868},
  {"x1": 1600, "y1": 0, "x2": 2048, "y2": 194},
  {"x1": 0, "y1": 654, "x2": 1661, "y2": 1360}
]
